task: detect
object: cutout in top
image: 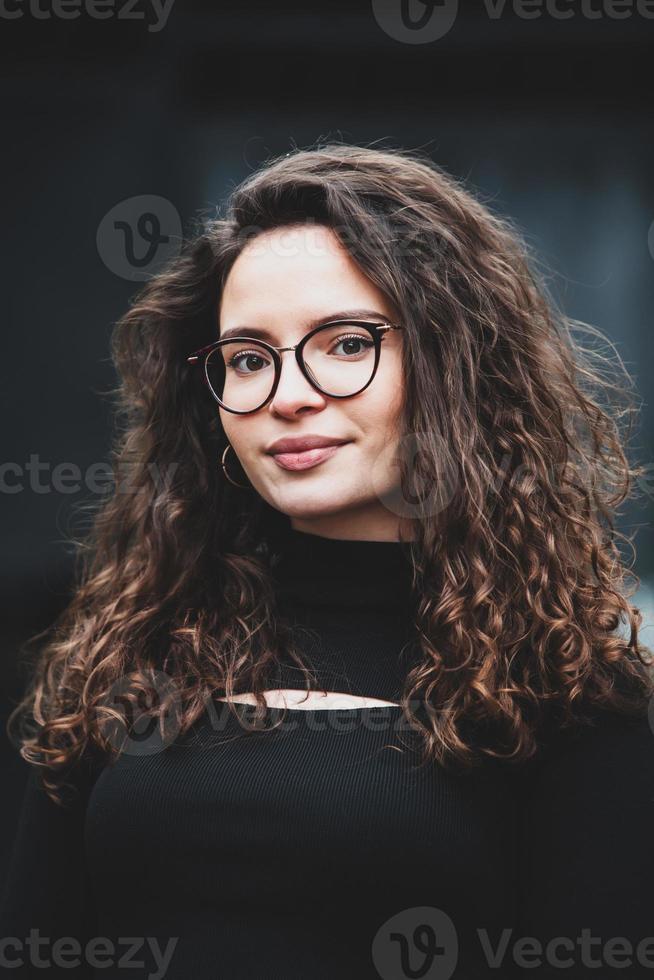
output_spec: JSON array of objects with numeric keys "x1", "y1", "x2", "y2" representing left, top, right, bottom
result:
[{"x1": 215, "y1": 688, "x2": 400, "y2": 711}]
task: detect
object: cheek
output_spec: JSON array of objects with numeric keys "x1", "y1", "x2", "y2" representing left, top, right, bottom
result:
[
  {"x1": 218, "y1": 412, "x2": 233, "y2": 450},
  {"x1": 367, "y1": 359, "x2": 405, "y2": 436},
  {"x1": 219, "y1": 413, "x2": 257, "y2": 459},
  {"x1": 350, "y1": 391, "x2": 403, "y2": 477}
]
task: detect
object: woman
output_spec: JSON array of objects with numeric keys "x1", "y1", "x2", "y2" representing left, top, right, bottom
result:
[{"x1": 2, "y1": 142, "x2": 653, "y2": 979}]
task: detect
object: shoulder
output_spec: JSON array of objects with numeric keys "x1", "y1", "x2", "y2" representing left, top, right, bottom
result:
[
  {"x1": 16, "y1": 748, "x2": 104, "y2": 816},
  {"x1": 515, "y1": 708, "x2": 654, "y2": 970},
  {"x1": 537, "y1": 706, "x2": 653, "y2": 767},
  {"x1": 522, "y1": 706, "x2": 654, "y2": 815}
]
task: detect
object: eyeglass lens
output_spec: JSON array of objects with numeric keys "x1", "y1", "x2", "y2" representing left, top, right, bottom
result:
[{"x1": 205, "y1": 323, "x2": 378, "y2": 412}]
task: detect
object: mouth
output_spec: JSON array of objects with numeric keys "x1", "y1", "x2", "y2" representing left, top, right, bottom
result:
[{"x1": 269, "y1": 442, "x2": 351, "y2": 472}]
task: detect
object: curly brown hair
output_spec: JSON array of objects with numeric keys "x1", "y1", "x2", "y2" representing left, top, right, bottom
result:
[{"x1": 8, "y1": 141, "x2": 654, "y2": 805}]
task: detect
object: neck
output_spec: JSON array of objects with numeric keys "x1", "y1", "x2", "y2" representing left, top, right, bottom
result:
[
  {"x1": 288, "y1": 515, "x2": 418, "y2": 544},
  {"x1": 271, "y1": 523, "x2": 416, "y2": 614}
]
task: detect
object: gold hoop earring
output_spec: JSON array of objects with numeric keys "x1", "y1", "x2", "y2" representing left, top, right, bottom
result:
[{"x1": 220, "y1": 444, "x2": 250, "y2": 489}]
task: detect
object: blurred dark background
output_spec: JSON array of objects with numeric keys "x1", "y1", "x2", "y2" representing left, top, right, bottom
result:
[{"x1": 2, "y1": 0, "x2": 653, "y2": 874}]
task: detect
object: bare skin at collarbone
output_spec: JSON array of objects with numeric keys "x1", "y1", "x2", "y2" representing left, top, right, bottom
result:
[{"x1": 215, "y1": 689, "x2": 399, "y2": 709}]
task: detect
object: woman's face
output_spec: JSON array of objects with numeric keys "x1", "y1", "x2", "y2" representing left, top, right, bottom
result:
[{"x1": 218, "y1": 223, "x2": 410, "y2": 541}]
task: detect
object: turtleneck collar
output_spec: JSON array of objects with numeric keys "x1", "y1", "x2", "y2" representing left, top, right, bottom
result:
[{"x1": 271, "y1": 525, "x2": 416, "y2": 613}]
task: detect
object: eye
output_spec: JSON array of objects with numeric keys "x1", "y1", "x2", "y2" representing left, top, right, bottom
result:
[
  {"x1": 329, "y1": 333, "x2": 375, "y2": 357},
  {"x1": 226, "y1": 349, "x2": 272, "y2": 374}
]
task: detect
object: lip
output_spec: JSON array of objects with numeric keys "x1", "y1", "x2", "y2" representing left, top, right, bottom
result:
[
  {"x1": 266, "y1": 435, "x2": 351, "y2": 455},
  {"x1": 269, "y1": 442, "x2": 350, "y2": 472}
]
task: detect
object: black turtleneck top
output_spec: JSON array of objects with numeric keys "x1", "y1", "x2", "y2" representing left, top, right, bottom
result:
[{"x1": 1, "y1": 527, "x2": 653, "y2": 979}]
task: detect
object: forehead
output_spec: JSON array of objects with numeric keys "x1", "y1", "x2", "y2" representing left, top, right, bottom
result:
[
  {"x1": 219, "y1": 225, "x2": 395, "y2": 335},
  {"x1": 226, "y1": 225, "x2": 352, "y2": 290}
]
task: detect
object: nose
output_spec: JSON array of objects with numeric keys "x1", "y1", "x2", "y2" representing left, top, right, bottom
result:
[{"x1": 267, "y1": 349, "x2": 326, "y2": 415}]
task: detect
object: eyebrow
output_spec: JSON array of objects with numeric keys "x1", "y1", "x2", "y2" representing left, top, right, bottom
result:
[{"x1": 218, "y1": 309, "x2": 390, "y2": 343}]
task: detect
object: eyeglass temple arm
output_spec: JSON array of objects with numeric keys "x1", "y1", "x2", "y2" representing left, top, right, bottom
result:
[{"x1": 187, "y1": 340, "x2": 220, "y2": 364}]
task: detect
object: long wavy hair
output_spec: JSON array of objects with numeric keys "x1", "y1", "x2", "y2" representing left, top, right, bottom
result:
[{"x1": 8, "y1": 141, "x2": 654, "y2": 805}]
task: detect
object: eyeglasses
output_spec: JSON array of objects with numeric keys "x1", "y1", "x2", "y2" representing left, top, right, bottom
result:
[{"x1": 186, "y1": 319, "x2": 405, "y2": 415}]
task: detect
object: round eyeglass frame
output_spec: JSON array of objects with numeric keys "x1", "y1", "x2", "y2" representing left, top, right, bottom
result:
[{"x1": 186, "y1": 318, "x2": 405, "y2": 415}]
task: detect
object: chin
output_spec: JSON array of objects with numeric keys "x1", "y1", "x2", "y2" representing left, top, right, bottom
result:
[{"x1": 271, "y1": 488, "x2": 355, "y2": 520}]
